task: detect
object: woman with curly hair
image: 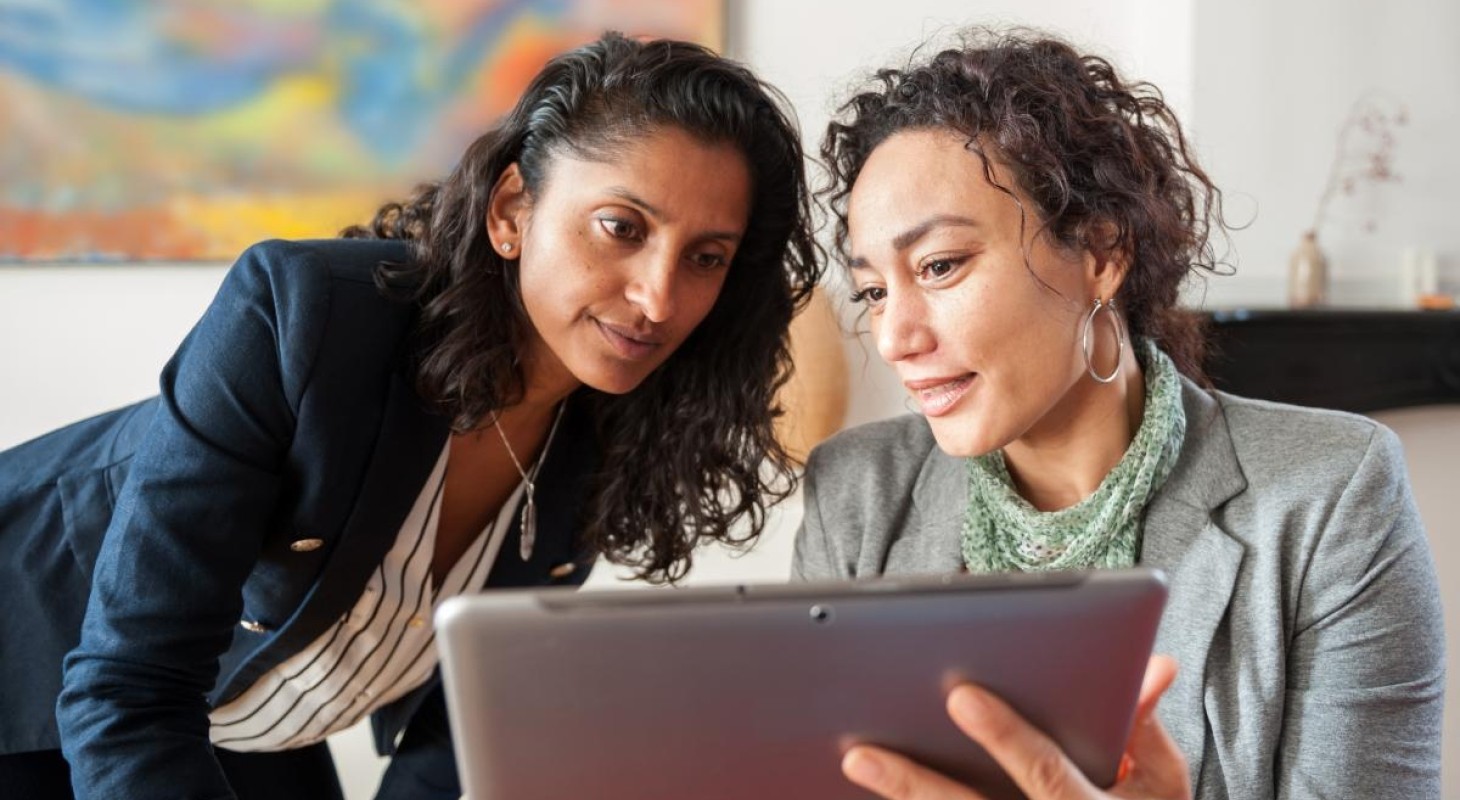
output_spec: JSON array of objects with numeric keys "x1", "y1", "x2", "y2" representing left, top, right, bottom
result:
[
  {"x1": 799, "y1": 28, "x2": 1442, "y2": 800},
  {"x1": 0, "y1": 32, "x2": 819, "y2": 799}
]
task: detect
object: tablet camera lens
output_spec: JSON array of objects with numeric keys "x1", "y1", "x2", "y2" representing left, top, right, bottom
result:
[{"x1": 809, "y1": 605, "x2": 832, "y2": 624}]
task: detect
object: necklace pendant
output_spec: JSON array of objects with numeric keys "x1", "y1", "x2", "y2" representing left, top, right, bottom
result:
[
  {"x1": 491, "y1": 401, "x2": 564, "y2": 563},
  {"x1": 519, "y1": 495, "x2": 537, "y2": 561}
]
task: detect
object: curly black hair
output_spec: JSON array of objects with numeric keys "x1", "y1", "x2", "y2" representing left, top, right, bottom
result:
[
  {"x1": 342, "y1": 33, "x2": 821, "y2": 582},
  {"x1": 821, "y1": 28, "x2": 1229, "y2": 378}
]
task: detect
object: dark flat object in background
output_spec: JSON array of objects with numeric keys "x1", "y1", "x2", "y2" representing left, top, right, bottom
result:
[{"x1": 1203, "y1": 309, "x2": 1460, "y2": 412}]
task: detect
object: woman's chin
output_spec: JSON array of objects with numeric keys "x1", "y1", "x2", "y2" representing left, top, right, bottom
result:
[
  {"x1": 575, "y1": 365, "x2": 656, "y2": 396},
  {"x1": 926, "y1": 417, "x2": 1000, "y2": 460},
  {"x1": 581, "y1": 376, "x2": 643, "y2": 395}
]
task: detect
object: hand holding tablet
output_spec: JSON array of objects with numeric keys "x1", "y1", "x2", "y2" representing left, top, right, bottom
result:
[{"x1": 843, "y1": 654, "x2": 1190, "y2": 800}]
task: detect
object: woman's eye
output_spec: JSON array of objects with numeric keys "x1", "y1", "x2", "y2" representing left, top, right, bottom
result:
[
  {"x1": 917, "y1": 256, "x2": 966, "y2": 280},
  {"x1": 849, "y1": 286, "x2": 886, "y2": 306},
  {"x1": 690, "y1": 252, "x2": 729, "y2": 270},
  {"x1": 598, "y1": 216, "x2": 641, "y2": 240}
]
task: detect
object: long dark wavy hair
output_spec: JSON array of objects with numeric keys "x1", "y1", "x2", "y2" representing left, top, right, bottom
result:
[
  {"x1": 821, "y1": 28, "x2": 1228, "y2": 378},
  {"x1": 342, "y1": 33, "x2": 821, "y2": 583}
]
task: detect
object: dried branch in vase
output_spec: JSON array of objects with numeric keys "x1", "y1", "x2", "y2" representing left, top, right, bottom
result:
[{"x1": 1310, "y1": 92, "x2": 1407, "y2": 236}]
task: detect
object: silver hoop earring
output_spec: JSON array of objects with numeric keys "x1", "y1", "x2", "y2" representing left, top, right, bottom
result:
[{"x1": 1081, "y1": 298, "x2": 1125, "y2": 384}]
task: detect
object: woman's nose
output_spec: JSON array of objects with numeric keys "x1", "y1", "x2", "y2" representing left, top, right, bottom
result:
[
  {"x1": 875, "y1": 290, "x2": 935, "y2": 364},
  {"x1": 624, "y1": 251, "x2": 678, "y2": 323}
]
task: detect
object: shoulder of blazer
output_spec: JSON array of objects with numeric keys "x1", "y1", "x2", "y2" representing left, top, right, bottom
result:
[
  {"x1": 240, "y1": 237, "x2": 413, "y2": 283},
  {"x1": 807, "y1": 413, "x2": 941, "y2": 491},
  {"x1": 1214, "y1": 388, "x2": 1383, "y2": 486},
  {"x1": 803, "y1": 413, "x2": 955, "y2": 543},
  {"x1": 224, "y1": 238, "x2": 416, "y2": 331},
  {"x1": 214, "y1": 238, "x2": 418, "y2": 403},
  {"x1": 1161, "y1": 378, "x2": 1386, "y2": 515}
]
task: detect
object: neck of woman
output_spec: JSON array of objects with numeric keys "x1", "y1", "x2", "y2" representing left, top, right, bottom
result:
[
  {"x1": 513, "y1": 345, "x2": 583, "y2": 419},
  {"x1": 1001, "y1": 352, "x2": 1147, "y2": 512}
]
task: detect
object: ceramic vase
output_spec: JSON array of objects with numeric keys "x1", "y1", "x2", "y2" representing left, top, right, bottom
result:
[{"x1": 1288, "y1": 231, "x2": 1329, "y2": 308}]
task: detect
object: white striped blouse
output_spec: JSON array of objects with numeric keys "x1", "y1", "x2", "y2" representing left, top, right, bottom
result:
[{"x1": 208, "y1": 442, "x2": 523, "y2": 752}]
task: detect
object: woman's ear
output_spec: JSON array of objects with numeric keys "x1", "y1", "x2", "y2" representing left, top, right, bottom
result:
[
  {"x1": 1083, "y1": 221, "x2": 1130, "y2": 301},
  {"x1": 486, "y1": 163, "x2": 529, "y2": 253}
]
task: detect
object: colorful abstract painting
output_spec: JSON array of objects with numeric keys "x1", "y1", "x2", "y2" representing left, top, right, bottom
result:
[{"x1": 0, "y1": 0, "x2": 724, "y2": 262}]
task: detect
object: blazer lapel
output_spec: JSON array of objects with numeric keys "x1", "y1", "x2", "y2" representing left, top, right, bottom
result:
[
  {"x1": 229, "y1": 368, "x2": 448, "y2": 690},
  {"x1": 1139, "y1": 379, "x2": 1248, "y2": 789},
  {"x1": 898, "y1": 443, "x2": 969, "y2": 574}
]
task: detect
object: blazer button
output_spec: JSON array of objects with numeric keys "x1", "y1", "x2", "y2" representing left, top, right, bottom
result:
[
  {"x1": 289, "y1": 538, "x2": 325, "y2": 553},
  {"x1": 549, "y1": 562, "x2": 577, "y2": 579},
  {"x1": 239, "y1": 619, "x2": 269, "y2": 634}
]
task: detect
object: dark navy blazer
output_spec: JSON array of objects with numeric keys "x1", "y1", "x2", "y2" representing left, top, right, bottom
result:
[{"x1": 0, "y1": 239, "x2": 598, "y2": 798}]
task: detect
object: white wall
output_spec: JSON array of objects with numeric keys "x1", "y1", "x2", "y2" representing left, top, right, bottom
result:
[
  {"x1": 1191, "y1": 0, "x2": 1460, "y2": 308},
  {"x1": 0, "y1": 265, "x2": 228, "y2": 447},
  {"x1": 1372, "y1": 405, "x2": 1460, "y2": 800},
  {"x1": 3, "y1": 1, "x2": 1456, "y2": 796}
]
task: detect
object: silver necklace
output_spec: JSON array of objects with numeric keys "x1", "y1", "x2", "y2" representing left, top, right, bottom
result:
[{"x1": 491, "y1": 402, "x2": 566, "y2": 561}]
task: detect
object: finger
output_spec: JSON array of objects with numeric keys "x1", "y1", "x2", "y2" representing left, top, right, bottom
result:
[
  {"x1": 1110, "y1": 655, "x2": 1191, "y2": 798},
  {"x1": 947, "y1": 685, "x2": 1095, "y2": 800},
  {"x1": 842, "y1": 744, "x2": 989, "y2": 800},
  {"x1": 1114, "y1": 708, "x2": 1192, "y2": 797},
  {"x1": 1131, "y1": 714, "x2": 1187, "y2": 776},
  {"x1": 1133, "y1": 655, "x2": 1178, "y2": 724}
]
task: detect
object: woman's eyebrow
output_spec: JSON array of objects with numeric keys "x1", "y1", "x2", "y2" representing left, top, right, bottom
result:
[
  {"x1": 605, "y1": 186, "x2": 742, "y2": 243},
  {"x1": 891, "y1": 214, "x2": 981, "y2": 251},
  {"x1": 848, "y1": 214, "x2": 981, "y2": 269},
  {"x1": 606, "y1": 186, "x2": 664, "y2": 220}
]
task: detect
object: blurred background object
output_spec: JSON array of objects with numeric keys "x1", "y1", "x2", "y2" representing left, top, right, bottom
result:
[
  {"x1": 0, "y1": 0, "x2": 723, "y2": 262},
  {"x1": 775, "y1": 289, "x2": 850, "y2": 465}
]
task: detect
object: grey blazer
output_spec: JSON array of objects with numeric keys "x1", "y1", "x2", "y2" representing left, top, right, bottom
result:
[{"x1": 793, "y1": 378, "x2": 1444, "y2": 799}]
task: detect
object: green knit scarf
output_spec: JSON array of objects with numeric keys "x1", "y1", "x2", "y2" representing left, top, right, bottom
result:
[{"x1": 960, "y1": 341, "x2": 1186, "y2": 573}]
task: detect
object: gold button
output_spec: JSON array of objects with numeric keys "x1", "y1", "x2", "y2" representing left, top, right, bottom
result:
[
  {"x1": 549, "y1": 562, "x2": 577, "y2": 579},
  {"x1": 239, "y1": 619, "x2": 268, "y2": 634},
  {"x1": 290, "y1": 538, "x2": 324, "y2": 553},
  {"x1": 409, "y1": 616, "x2": 426, "y2": 628}
]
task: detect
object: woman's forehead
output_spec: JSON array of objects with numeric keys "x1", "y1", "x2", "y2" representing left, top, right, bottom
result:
[{"x1": 847, "y1": 130, "x2": 1022, "y2": 246}]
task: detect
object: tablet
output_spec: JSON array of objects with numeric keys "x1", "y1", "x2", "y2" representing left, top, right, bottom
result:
[{"x1": 436, "y1": 567, "x2": 1167, "y2": 800}]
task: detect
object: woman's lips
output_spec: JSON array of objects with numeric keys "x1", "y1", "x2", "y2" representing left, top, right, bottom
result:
[
  {"x1": 594, "y1": 318, "x2": 662, "y2": 361},
  {"x1": 905, "y1": 374, "x2": 975, "y2": 417}
]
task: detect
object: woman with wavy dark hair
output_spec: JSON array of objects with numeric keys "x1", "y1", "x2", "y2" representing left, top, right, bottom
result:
[
  {"x1": 0, "y1": 32, "x2": 819, "y2": 799},
  {"x1": 797, "y1": 28, "x2": 1442, "y2": 800}
]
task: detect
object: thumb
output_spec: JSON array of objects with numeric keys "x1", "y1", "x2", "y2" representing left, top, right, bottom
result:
[{"x1": 1134, "y1": 654, "x2": 1178, "y2": 725}]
